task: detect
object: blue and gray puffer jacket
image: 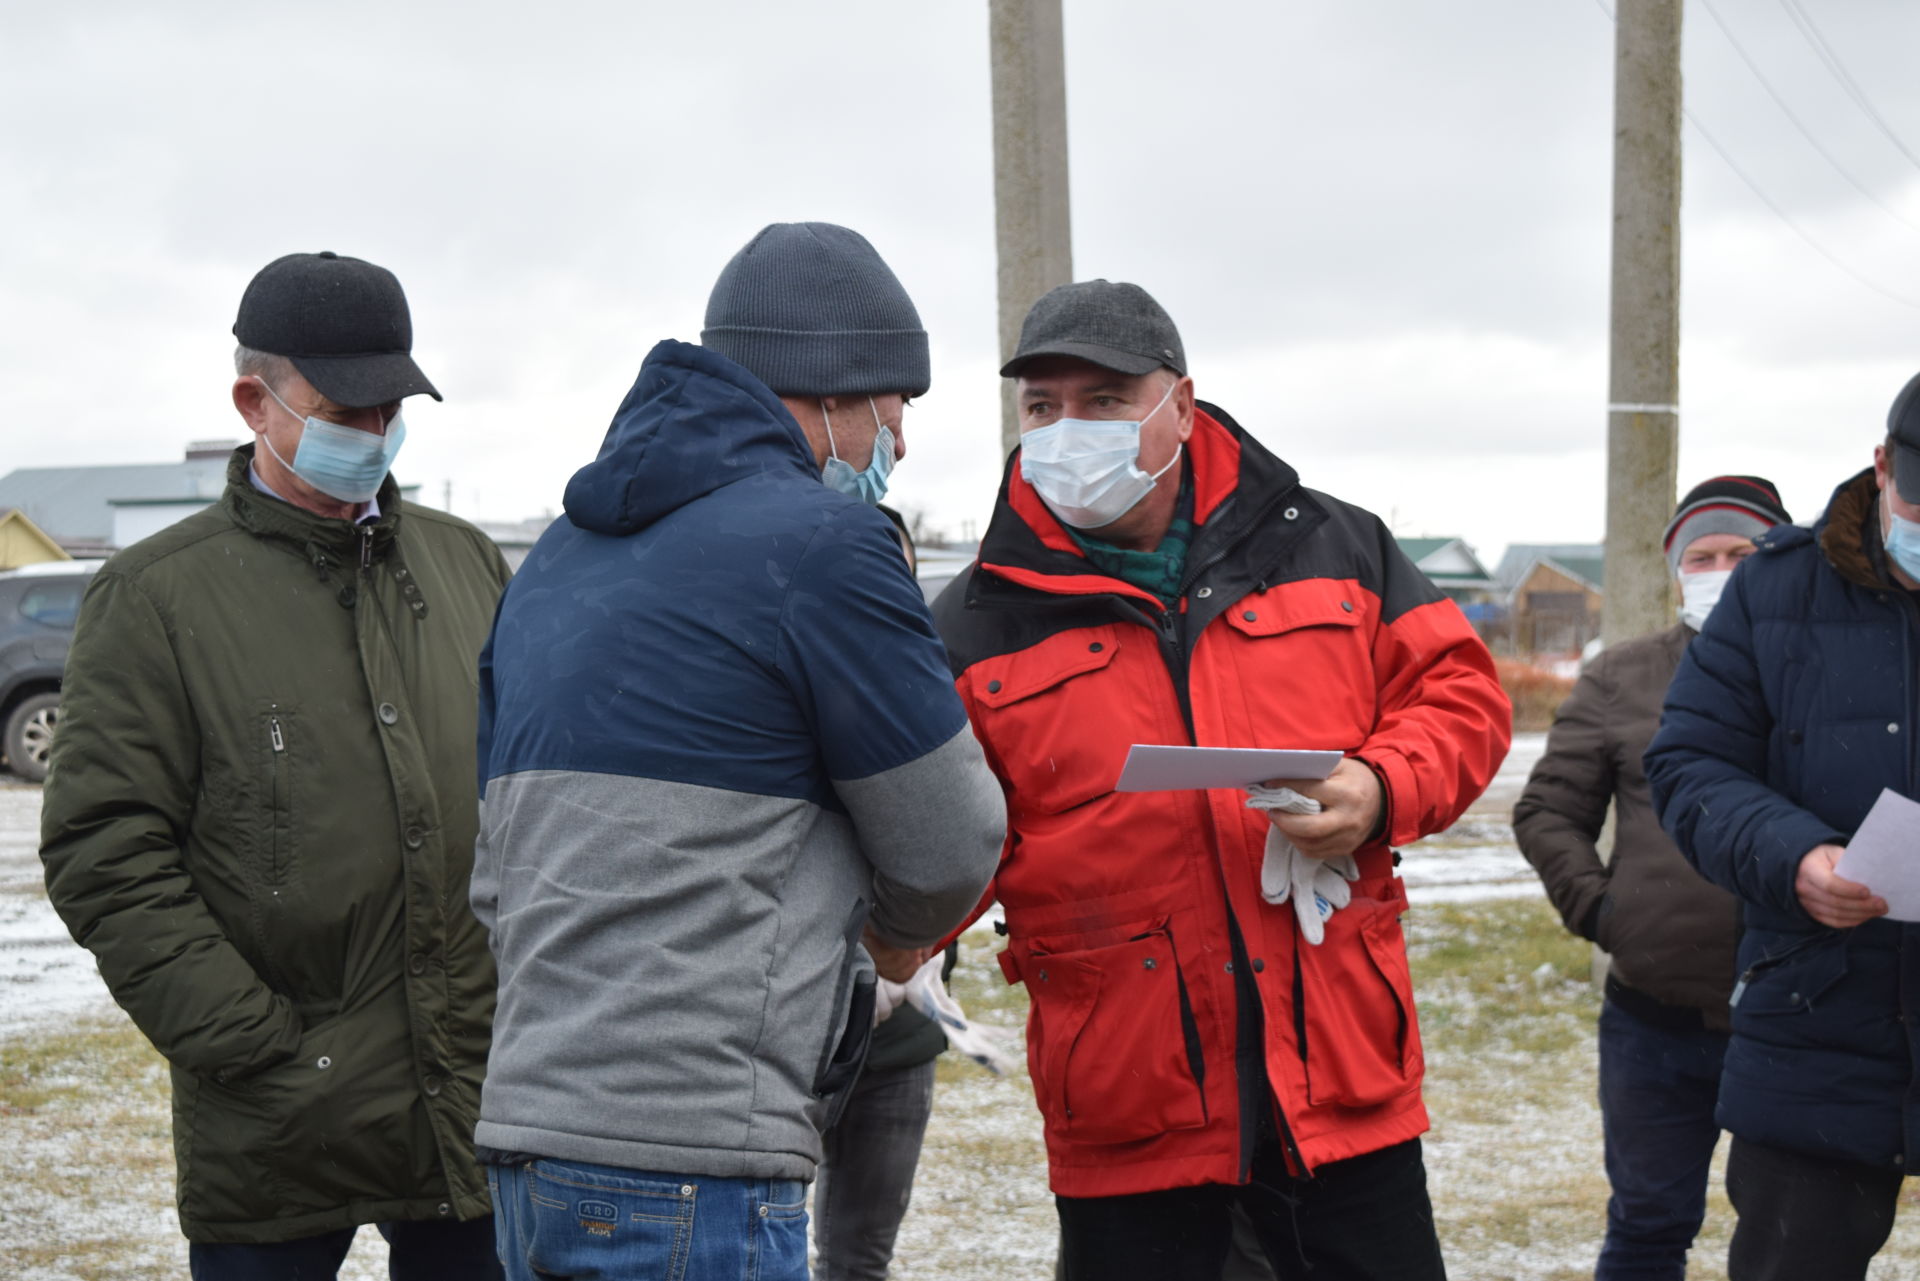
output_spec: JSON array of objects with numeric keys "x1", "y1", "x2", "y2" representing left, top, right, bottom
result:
[
  {"x1": 471, "y1": 339, "x2": 1005, "y2": 1182},
  {"x1": 1648, "y1": 467, "x2": 1920, "y2": 1172}
]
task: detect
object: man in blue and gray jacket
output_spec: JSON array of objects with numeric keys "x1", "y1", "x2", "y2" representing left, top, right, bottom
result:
[{"x1": 470, "y1": 222, "x2": 1006, "y2": 1281}]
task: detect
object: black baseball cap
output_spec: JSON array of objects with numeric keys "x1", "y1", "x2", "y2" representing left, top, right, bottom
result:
[
  {"x1": 1891, "y1": 372, "x2": 1920, "y2": 503},
  {"x1": 1000, "y1": 279, "x2": 1186, "y2": 379},
  {"x1": 233, "y1": 251, "x2": 441, "y2": 407}
]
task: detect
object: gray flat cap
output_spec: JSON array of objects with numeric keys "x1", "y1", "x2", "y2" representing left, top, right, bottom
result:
[{"x1": 1001, "y1": 279, "x2": 1185, "y2": 379}]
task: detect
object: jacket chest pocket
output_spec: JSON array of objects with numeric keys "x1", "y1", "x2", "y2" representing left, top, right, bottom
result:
[
  {"x1": 971, "y1": 629, "x2": 1143, "y2": 815},
  {"x1": 1218, "y1": 584, "x2": 1374, "y2": 743},
  {"x1": 257, "y1": 706, "x2": 298, "y2": 883},
  {"x1": 1024, "y1": 924, "x2": 1208, "y2": 1145}
]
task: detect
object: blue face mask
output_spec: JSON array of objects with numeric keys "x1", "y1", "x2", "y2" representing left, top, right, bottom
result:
[
  {"x1": 257, "y1": 378, "x2": 406, "y2": 504},
  {"x1": 1886, "y1": 494, "x2": 1920, "y2": 581},
  {"x1": 819, "y1": 397, "x2": 895, "y2": 506}
]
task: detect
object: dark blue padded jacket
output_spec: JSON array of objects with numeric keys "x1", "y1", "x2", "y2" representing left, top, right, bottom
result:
[{"x1": 1647, "y1": 467, "x2": 1920, "y2": 1171}]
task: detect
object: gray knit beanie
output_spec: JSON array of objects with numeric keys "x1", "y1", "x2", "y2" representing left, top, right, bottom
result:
[{"x1": 700, "y1": 222, "x2": 930, "y2": 399}]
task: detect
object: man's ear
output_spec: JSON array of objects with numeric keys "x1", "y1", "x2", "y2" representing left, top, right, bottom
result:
[
  {"x1": 233, "y1": 378, "x2": 271, "y2": 436},
  {"x1": 1174, "y1": 376, "x2": 1197, "y2": 442}
]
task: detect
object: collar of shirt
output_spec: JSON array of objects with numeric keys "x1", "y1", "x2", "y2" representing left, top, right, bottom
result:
[{"x1": 249, "y1": 463, "x2": 381, "y2": 525}]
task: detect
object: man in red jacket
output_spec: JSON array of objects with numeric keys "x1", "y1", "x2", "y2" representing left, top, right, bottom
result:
[{"x1": 932, "y1": 280, "x2": 1510, "y2": 1280}]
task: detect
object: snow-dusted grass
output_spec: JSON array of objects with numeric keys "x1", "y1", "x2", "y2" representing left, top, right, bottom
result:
[{"x1": 9, "y1": 740, "x2": 1920, "y2": 1279}]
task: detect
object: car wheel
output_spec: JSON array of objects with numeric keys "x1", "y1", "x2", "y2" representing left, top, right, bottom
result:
[{"x1": 5, "y1": 691, "x2": 59, "y2": 784}]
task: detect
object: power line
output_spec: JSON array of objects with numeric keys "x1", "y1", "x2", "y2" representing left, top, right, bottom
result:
[
  {"x1": 1697, "y1": 0, "x2": 1919, "y2": 232},
  {"x1": 1586, "y1": 0, "x2": 1920, "y2": 311},
  {"x1": 1776, "y1": 0, "x2": 1920, "y2": 176}
]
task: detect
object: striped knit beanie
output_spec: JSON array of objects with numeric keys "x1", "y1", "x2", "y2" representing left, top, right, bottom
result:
[
  {"x1": 701, "y1": 222, "x2": 930, "y2": 399},
  {"x1": 1662, "y1": 476, "x2": 1791, "y2": 576}
]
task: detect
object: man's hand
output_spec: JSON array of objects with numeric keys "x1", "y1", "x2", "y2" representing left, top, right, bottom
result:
[
  {"x1": 1796, "y1": 844, "x2": 1888, "y2": 929},
  {"x1": 862, "y1": 926, "x2": 930, "y2": 983},
  {"x1": 1259, "y1": 757, "x2": 1384, "y2": 861}
]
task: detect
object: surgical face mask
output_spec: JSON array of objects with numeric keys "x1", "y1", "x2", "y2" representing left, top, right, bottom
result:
[
  {"x1": 819, "y1": 397, "x2": 895, "y2": 507},
  {"x1": 1885, "y1": 492, "x2": 1920, "y2": 582},
  {"x1": 1678, "y1": 569, "x2": 1732, "y2": 631},
  {"x1": 256, "y1": 379, "x2": 406, "y2": 503},
  {"x1": 1019, "y1": 379, "x2": 1181, "y2": 530}
]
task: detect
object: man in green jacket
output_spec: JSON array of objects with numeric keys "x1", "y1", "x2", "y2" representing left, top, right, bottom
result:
[{"x1": 40, "y1": 252, "x2": 511, "y2": 1280}]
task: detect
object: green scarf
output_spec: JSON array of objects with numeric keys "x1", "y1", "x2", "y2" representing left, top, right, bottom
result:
[{"x1": 1067, "y1": 475, "x2": 1195, "y2": 608}]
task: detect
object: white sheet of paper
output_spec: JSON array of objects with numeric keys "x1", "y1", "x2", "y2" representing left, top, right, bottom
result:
[
  {"x1": 1834, "y1": 788, "x2": 1920, "y2": 922},
  {"x1": 1114, "y1": 745, "x2": 1344, "y2": 793}
]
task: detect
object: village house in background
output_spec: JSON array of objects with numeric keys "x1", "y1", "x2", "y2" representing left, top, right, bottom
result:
[
  {"x1": 1494, "y1": 543, "x2": 1606, "y2": 657},
  {"x1": 0, "y1": 510, "x2": 68, "y2": 570}
]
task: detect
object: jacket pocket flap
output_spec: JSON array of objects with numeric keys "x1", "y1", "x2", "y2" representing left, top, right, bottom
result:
[
  {"x1": 1223, "y1": 580, "x2": 1362, "y2": 638},
  {"x1": 973, "y1": 633, "x2": 1121, "y2": 709},
  {"x1": 1737, "y1": 937, "x2": 1849, "y2": 1016}
]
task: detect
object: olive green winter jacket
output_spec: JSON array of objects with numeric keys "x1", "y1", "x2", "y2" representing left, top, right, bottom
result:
[{"x1": 40, "y1": 449, "x2": 511, "y2": 1244}]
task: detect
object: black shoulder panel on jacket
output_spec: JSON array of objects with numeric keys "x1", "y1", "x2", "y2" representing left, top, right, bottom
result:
[
  {"x1": 1249, "y1": 488, "x2": 1445, "y2": 626},
  {"x1": 932, "y1": 561, "x2": 1138, "y2": 676}
]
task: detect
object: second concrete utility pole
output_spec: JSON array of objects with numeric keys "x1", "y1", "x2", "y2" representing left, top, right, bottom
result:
[{"x1": 1603, "y1": 0, "x2": 1684, "y2": 647}]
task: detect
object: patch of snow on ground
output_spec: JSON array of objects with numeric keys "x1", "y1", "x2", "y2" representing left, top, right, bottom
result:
[{"x1": 0, "y1": 784, "x2": 114, "y2": 1039}]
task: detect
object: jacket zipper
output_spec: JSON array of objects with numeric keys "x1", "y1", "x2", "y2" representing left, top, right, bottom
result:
[
  {"x1": 360, "y1": 527, "x2": 374, "y2": 577},
  {"x1": 1136, "y1": 572, "x2": 1308, "y2": 1181}
]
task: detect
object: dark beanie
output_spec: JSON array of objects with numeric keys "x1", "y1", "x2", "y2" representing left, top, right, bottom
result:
[
  {"x1": 1662, "y1": 475, "x2": 1791, "y2": 575},
  {"x1": 700, "y1": 222, "x2": 930, "y2": 399}
]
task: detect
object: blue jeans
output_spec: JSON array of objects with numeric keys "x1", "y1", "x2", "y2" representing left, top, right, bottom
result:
[
  {"x1": 1595, "y1": 996, "x2": 1729, "y2": 1281},
  {"x1": 489, "y1": 1158, "x2": 808, "y2": 1281}
]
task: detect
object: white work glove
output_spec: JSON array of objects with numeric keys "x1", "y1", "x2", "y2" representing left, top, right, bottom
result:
[
  {"x1": 1245, "y1": 784, "x2": 1360, "y2": 947},
  {"x1": 873, "y1": 977, "x2": 908, "y2": 1025},
  {"x1": 896, "y1": 954, "x2": 1020, "y2": 1075}
]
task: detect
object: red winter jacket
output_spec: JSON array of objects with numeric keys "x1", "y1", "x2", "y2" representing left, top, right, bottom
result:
[{"x1": 931, "y1": 404, "x2": 1510, "y2": 1198}]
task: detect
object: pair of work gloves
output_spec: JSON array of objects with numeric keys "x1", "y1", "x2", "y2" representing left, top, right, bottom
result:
[
  {"x1": 872, "y1": 953, "x2": 1019, "y2": 1075},
  {"x1": 1244, "y1": 784, "x2": 1360, "y2": 946}
]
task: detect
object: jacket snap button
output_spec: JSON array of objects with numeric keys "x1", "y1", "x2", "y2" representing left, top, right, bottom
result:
[
  {"x1": 1223, "y1": 962, "x2": 1234, "y2": 974},
  {"x1": 1038, "y1": 969, "x2": 1048, "y2": 982},
  {"x1": 316, "y1": 1056, "x2": 332, "y2": 1070},
  {"x1": 1242, "y1": 610, "x2": 1257, "y2": 622},
  {"x1": 987, "y1": 680, "x2": 1002, "y2": 694},
  {"x1": 409, "y1": 953, "x2": 428, "y2": 976},
  {"x1": 1196, "y1": 587, "x2": 1213, "y2": 599},
  {"x1": 1089, "y1": 642, "x2": 1103, "y2": 653},
  {"x1": 758, "y1": 1205, "x2": 769, "y2": 1218},
  {"x1": 1142, "y1": 957, "x2": 1157, "y2": 970},
  {"x1": 1284, "y1": 507, "x2": 1299, "y2": 521},
  {"x1": 378, "y1": 703, "x2": 399, "y2": 725},
  {"x1": 405, "y1": 827, "x2": 425, "y2": 849},
  {"x1": 681, "y1": 1185, "x2": 694, "y2": 1196},
  {"x1": 1790, "y1": 993, "x2": 1802, "y2": 1004},
  {"x1": 1890, "y1": 723, "x2": 1900, "y2": 734},
  {"x1": 1252, "y1": 958, "x2": 1266, "y2": 973},
  {"x1": 1340, "y1": 601, "x2": 1353, "y2": 612},
  {"x1": 424, "y1": 1075, "x2": 442, "y2": 1097},
  {"x1": 437, "y1": 1202, "x2": 451, "y2": 1217}
]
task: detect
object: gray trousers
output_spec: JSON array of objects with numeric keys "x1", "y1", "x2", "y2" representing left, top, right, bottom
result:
[{"x1": 813, "y1": 1058, "x2": 939, "y2": 1281}]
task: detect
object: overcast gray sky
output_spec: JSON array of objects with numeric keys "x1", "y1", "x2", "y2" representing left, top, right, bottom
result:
[{"x1": 6, "y1": 0, "x2": 1920, "y2": 565}]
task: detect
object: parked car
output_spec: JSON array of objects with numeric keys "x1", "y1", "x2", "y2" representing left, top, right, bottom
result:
[{"x1": 0, "y1": 560, "x2": 102, "y2": 783}]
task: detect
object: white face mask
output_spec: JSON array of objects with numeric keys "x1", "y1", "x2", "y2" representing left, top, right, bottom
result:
[
  {"x1": 1019, "y1": 379, "x2": 1181, "y2": 530},
  {"x1": 1678, "y1": 569, "x2": 1733, "y2": 631}
]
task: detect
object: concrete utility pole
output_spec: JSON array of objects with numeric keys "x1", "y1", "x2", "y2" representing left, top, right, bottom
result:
[
  {"x1": 989, "y1": 0, "x2": 1073, "y2": 459},
  {"x1": 1602, "y1": 0, "x2": 1684, "y2": 647}
]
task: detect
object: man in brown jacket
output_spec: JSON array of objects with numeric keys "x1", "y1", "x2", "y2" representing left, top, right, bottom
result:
[{"x1": 1513, "y1": 476, "x2": 1791, "y2": 1281}]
